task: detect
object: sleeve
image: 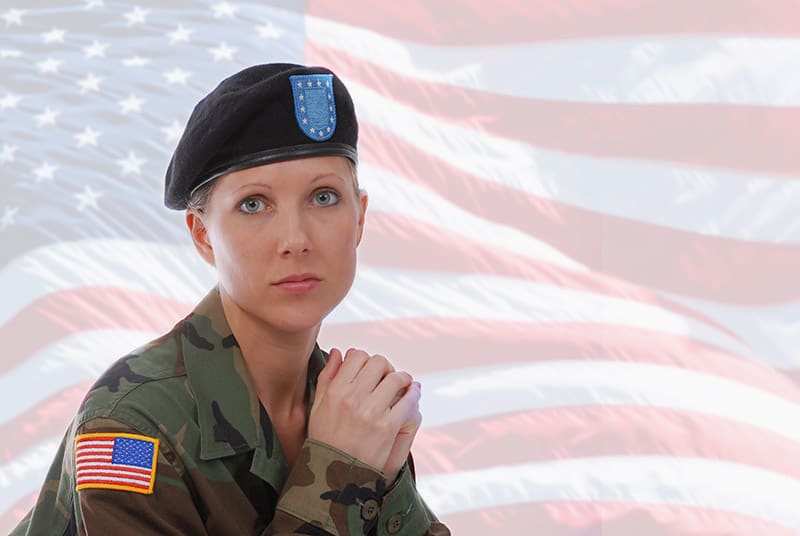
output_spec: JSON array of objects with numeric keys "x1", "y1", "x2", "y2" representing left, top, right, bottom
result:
[
  {"x1": 74, "y1": 419, "x2": 450, "y2": 536},
  {"x1": 267, "y1": 439, "x2": 451, "y2": 536},
  {"x1": 73, "y1": 418, "x2": 207, "y2": 536}
]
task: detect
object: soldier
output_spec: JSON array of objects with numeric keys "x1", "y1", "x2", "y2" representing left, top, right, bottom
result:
[{"x1": 12, "y1": 64, "x2": 450, "y2": 535}]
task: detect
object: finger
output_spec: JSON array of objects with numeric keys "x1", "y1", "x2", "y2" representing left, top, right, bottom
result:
[
  {"x1": 317, "y1": 348, "x2": 342, "y2": 391},
  {"x1": 351, "y1": 354, "x2": 394, "y2": 395},
  {"x1": 370, "y1": 371, "x2": 413, "y2": 410},
  {"x1": 333, "y1": 348, "x2": 370, "y2": 384},
  {"x1": 388, "y1": 380, "x2": 421, "y2": 425}
]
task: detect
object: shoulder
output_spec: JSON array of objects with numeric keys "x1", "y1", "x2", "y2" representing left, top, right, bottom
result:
[{"x1": 77, "y1": 321, "x2": 195, "y2": 436}]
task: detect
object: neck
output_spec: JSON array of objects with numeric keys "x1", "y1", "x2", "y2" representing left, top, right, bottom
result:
[{"x1": 218, "y1": 288, "x2": 320, "y2": 420}]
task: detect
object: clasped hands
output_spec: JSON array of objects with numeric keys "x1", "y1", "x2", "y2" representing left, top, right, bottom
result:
[{"x1": 308, "y1": 348, "x2": 422, "y2": 485}]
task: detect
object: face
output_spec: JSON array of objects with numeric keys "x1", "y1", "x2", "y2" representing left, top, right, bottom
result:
[{"x1": 187, "y1": 156, "x2": 367, "y2": 335}]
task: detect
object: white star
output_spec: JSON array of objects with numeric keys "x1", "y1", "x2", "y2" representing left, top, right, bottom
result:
[
  {"x1": 124, "y1": 6, "x2": 149, "y2": 26},
  {"x1": 302, "y1": 117, "x2": 307, "y2": 124},
  {"x1": 83, "y1": 40, "x2": 109, "y2": 59},
  {"x1": 163, "y1": 68, "x2": 190, "y2": 85},
  {"x1": 118, "y1": 151, "x2": 146, "y2": 175},
  {"x1": 75, "y1": 185, "x2": 102, "y2": 211},
  {"x1": 306, "y1": 81, "x2": 312, "y2": 87},
  {"x1": 1, "y1": 9, "x2": 25, "y2": 27},
  {"x1": 160, "y1": 120, "x2": 184, "y2": 144},
  {"x1": 0, "y1": 143, "x2": 18, "y2": 162},
  {"x1": 298, "y1": 94, "x2": 304, "y2": 101},
  {"x1": 33, "y1": 162, "x2": 59, "y2": 183},
  {"x1": 255, "y1": 22, "x2": 283, "y2": 39},
  {"x1": 78, "y1": 73, "x2": 103, "y2": 93},
  {"x1": 42, "y1": 27, "x2": 66, "y2": 43},
  {"x1": 0, "y1": 49, "x2": 21, "y2": 58},
  {"x1": 36, "y1": 57, "x2": 62, "y2": 74},
  {"x1": 0, "y1": 206, "x2": 18, "y2": 230},
  {"x1": 167, "y1": 24, "x2": 193, "y2": 44},
  {"x1": 75, "y1": 126, "x2": 100, "y2": 148},
  {"x1": 34, "y1": 107, "x2": 60, "y2": 127},
  {"x1": 316, "y1": 80, "x2": 322, "y2": 87},
  {"x1": 84, "y1": 0, "x2": 104, "y2": 9},
  {"x1": 0, "y1": 93, "x2": 22, "y2": 110},
  {"x1": 122, "y1": 55, "x2": 151, "y2": 67},
  {"x1": 208, "y1": 42, "x2": 236, "y2": 61},
  {"x1": 119, "y1": 93, "x2": 144, "y2": 114},
  {"x1": 211, "y1": 2, "x2": 237, "y2": 18}
]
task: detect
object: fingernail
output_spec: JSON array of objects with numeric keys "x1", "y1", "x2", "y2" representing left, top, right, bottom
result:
[{"x1": 413, "y1": 381, "x2": 421, "y2": 390}]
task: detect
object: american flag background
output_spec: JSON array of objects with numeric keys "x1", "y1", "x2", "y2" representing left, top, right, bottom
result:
[{"x1": 2, "y1": 1, "x2": 800, "y2": 534}]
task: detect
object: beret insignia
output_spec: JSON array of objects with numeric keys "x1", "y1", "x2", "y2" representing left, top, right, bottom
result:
[{"x1": 290, "y1": 74, "x2": 336, "y2": 141}]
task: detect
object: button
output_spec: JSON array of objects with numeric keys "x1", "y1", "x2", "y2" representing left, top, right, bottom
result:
[
  {"x1": 386, "y1": 514, "x2": 403, "y2": 534},
  {"x1": 361, "y1": 499, "x2": 379, "y2": 521}
]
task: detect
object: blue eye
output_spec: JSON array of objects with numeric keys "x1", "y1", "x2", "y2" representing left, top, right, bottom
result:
[
  {"x1": 314, "y1": 189, "x2": 340, "y2": 207},
  {"x1": 239, "y1": 198, "x2": 265, "y2": 214}
]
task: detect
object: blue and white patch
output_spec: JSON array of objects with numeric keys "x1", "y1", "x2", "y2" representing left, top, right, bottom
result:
[{"x1": 290, "y1": 74, "x2": 336, "y2": 141}]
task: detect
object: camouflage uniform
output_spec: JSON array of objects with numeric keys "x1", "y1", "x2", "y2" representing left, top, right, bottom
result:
[{"x1": 12, "y1": 287, "x2": 450, "y2": 535}]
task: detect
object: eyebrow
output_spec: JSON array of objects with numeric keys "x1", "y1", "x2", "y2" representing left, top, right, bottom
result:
[{"x1": 232, "y1": 172, "x2": 345, "y2": 194}]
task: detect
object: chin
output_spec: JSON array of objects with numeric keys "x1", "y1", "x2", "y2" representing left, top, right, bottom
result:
[{"x1": 263, "y1": 303, "x2": 334, "y2": 334}]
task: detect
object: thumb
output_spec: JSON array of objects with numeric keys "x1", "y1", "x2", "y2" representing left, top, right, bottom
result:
[{"x1": 317, "y1": 347, "x2": 342, "y2": 392}]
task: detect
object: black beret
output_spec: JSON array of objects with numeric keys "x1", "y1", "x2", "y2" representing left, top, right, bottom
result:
[{"x1": 164, "y1": 63, "x2": 358, "y2": 210}]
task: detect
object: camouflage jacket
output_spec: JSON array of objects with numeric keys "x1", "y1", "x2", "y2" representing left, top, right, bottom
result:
[{"x1": 12, "y1": 287, "x2": 449, "y2": 535}]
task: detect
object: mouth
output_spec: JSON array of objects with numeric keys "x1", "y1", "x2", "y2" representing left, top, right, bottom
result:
[
  {"x1": 273, "y1": 273, "x2": 322, "y2": 293},
  {"x1": 274, "y1": 280, "x2": 320, "y2": 293}
]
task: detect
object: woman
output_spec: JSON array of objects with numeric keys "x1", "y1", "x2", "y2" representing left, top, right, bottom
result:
[{"x1": 13, "y1": 64, "x2": 450, "y2": 535}]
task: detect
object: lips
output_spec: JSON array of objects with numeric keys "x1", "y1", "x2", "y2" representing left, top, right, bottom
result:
[{"x1": 274, "y1": 273, "x2": 321, "y2": 285}]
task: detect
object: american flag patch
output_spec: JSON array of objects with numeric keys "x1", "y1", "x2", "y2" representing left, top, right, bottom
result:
[{"x1": 74, "y1": 432, "x2": 159, "y2": 494}]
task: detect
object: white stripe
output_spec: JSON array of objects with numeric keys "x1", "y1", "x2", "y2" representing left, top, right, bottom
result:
[
  {"x1": 416, "y1": 456, "x2": 800, "y2": 529},
  {"x1": 75, "y1": 447, "x2": 113, "y2": 455},
  {"x1": 3, "y1": 267, "x2": 786, "y2": 424},
  {"x1": 0, "y1": 439, "x2": 60, "y2": 508},
  {"x1": 75, "y1": 440, "x2": 114, "y2": 448},
  {"x1": 1, "y1": 272, "x2": 768, "y2": 422},
  {"x1": 418, "y1": 360, "x2": 800, "y2": 444},
  {"x1": 0, "y1": 240, "x2": 213, "y2": 325},
  {"x1": 0, "y1": 329, "x2": 160, "y2": 423},
  {"x1": 667, "y1": 294, "x2": 800, "y2": 371},
  {"x1": 77, "y1": 463, "x2": 151, "y2": 473},
  {"x1": 309, "y1": 16, "x2": 800, "y2": 107},
  {"x1": 351, "y1": 80, "x2": 800, "y2": 243},
  {"x1": 359, "y1": 163, "x2": 581, "y2": 269}
]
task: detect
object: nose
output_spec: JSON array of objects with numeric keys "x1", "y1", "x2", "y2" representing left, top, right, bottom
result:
[{"x1": 277, "y1": 209, "x2": 310, "y2": 258}]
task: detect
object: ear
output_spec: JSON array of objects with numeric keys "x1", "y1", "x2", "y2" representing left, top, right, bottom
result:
[
  {"x1": 355, "y1": 191, "x2": 368, "y2": 247},
  {"x1": 186, "y1": 210, "x2": 216, "y2": 267}
]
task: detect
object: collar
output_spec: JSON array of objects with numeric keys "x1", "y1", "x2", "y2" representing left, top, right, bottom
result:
[{"x1": 181, "y1": 287, "x2": 327, "y2": 491}]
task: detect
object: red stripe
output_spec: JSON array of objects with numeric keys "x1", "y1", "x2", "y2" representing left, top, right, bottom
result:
[
  {"x1": 0, "y1": 382, "x2": 88, "y2": 463},
  {"x1": 362, "y1": 213, "x2": 740, "y2": 338},
  {"x1": 310, "y1": 43, "x2": 800, "y2": 177},
  {"x1": 308, "y1": 0, "x2": 800, "y2": 44},
  {"x1": 412, "y1": 406, "x2": 800, "y2": 480},
  {"x1": 0, "y1": 255, "x2": 744, "y2": 377},
  {"x1": 0, "y1": 491, "x2": 37, "y2": 536},
  {"x1": 320, "y1": 320, "x2": 800, "y2": 403},
  {"x1": 9, "y1": 319, "x2": 795, "y2": 465},
  {"x1": 355, "y1": 125, "x2": 800, "y2": 304},
  {"x1": 440, "y1": 501, "x2": 797, "y2": 536},
  {"x1": 76, "y1": 457, "x2": 113, "y2": 464},
  {"x1": 78, "y1": 467, "x2": 152, "y2": 478},
  {"x1": 0, "y1": 286, "x2": 189, "y2": 374}
]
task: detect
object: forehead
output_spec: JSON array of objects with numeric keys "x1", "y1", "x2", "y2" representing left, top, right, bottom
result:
[{"x1": 216, "y1": 156, "x2": 353, "y2": 189}]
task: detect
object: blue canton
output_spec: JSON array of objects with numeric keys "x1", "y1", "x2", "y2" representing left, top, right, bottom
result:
[
  {"x1": 289, "y1": 74, "x2": 336, "y2": 141},
  {"x1": 112, "y1": 437, "x2": 155, "y2": 468}
]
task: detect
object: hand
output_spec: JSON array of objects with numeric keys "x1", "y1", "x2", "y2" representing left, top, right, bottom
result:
[{"x1": 308, "y1": 348, "x2": 422, "y2": 483}]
